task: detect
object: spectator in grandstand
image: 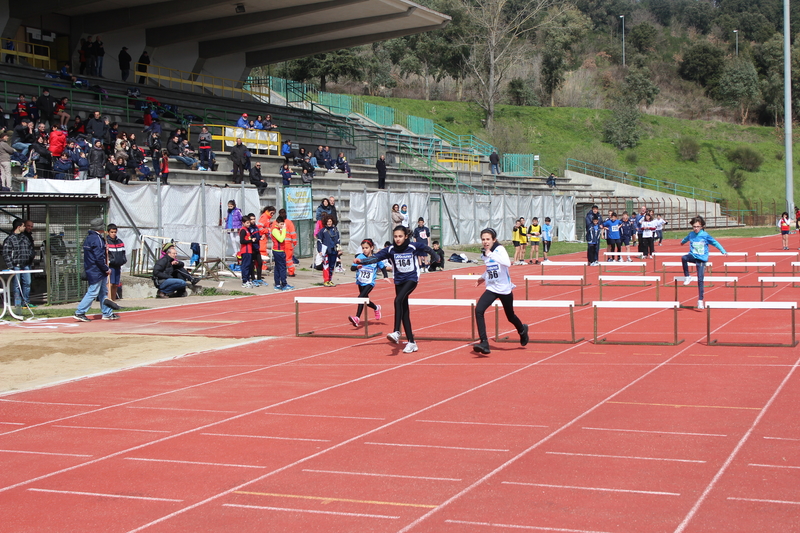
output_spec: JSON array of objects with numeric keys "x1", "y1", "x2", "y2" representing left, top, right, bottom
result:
[
  {"x1": 37, "y1": 89, "x2": 55, "y2": 127},
  {"x1": 376, "y1": 154, "x2": 387, "y2": 189},
  {"x1": 53, "y1": 152, "x2": 74, "y2": 180},
  {"x1": 88, "y1": 140, "x2": 105, "y2": 179},
  {"x1": 281, "y1": 139, "x2": 294, "y2": 165},
  {"x1": 489, "y1": 150, "x2": 500, "y2": 176},
  {"x1": 321, "y1": 146, "x2": 334, "y2": 170},
  {"x1": 262, "y1": 114, "x2": 278, "y2": 130},
  {"x1": 167, "y1": 134, "x2": 198, "y2": 169},
  {"x1": 296, "y1": 147, "x2": 307, "y2": 164},
  {"x1": 85, "y1": 111, "x2": 106, "y2": 143},
  {"x1": 129, "y1": 143, "x2": 150, "y2": 180},
  {"x1": 85, "y1": 36, "x2": 96, "y2": 75},
  {"x1": 118, "y1": 46, "x2": 131, "y2": 82},
  {"x1": 13, "y1": 94, "x2": 29, "y2": 126},
  {"x1": 547, "y1": 173, "x2": 557, "y2": 188},
  {"x1": 307, "y1": 150, "x2": 319, "y2": 168},
  {"x1": 313, "y1": 146, "x2": 327, "y2": 169},
  {"x1": 137, "y1": 51, "x2": 150, "y2": 84},
  {"x1": 74, "y1": 217, "x2": 116, "y2": 322},
  {"x1": 48, "y1": 125, "x2": 66, "y2": 158},
  {"x1": 316, "y1": 197, "x2": 332, "y2": 221},
  {"x1": 76, "y1": 150, "x2": 89, "y2": 180},
  {"x1": 328, "y1": 196, "x2": 339, "y2": 222},
  {"x1": 148, "y1": 131, "x2": 162, "y2": 177},
  {"x1": 114, "y1": 138, "x2": 129, "y2": 163},
  {"x1": 93, "y1": 36, "x2": 105, "y2": 77},
  {"x1": 106, "y1": 156, "x2": 130, "y2": 184},
  {"x1": 299, "y1": 155, "x2": 315, "y2": 182},
  {"x1": 69, "y1": 115, "x2": 86, "y2": 138},
  {"x1": 230, "y1": 137, "x2": 247, "y2": 184},
  {"x1": 391, "y1": 203, "x2": 403, "y2": 227},
  {"x1": 197, "y1": 126, "x2": 212, "y2": 169},
  {"x1": 152, "y1": 245, "x2": 188, "y2": 298},
  {"x1": 280, "y1": 163, "x2": 295, "y2": 186},
  {"x1": 249, "y1": 161, "x2": 267, "y2": 195},
  {"x1": 11, "y1": 117, "x2": 34, "y2": 157},
  {"x1": 53, "y1": 97, "x2": 71, "y2": 128},
  {"x1": 0, "y1": 132, "x2": 13, "y2": 190},
  {"x1": 159, "y1": 149, "x2": 170, "y2": 184},
  {"x1": 335, "y1": 152, "x2": 351, "y2": 178},
  {"x1": 236, "y1": 113, "x2": 249, "y2": 128}
]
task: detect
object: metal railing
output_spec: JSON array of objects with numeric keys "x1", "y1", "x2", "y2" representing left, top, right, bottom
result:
[
  {"x1": 566, "y1": 158, "x2": 723, "y2": 203},
  {"x1": 2, "y1": 38, "x2": 52, "y2": 69},
  {"x1": 433, "y1": 124, "x2": 495, "y2": 157},
  {"x1": 502, "y1": 154, "x2": 539, "y2": 176},
  {"x1": 436, "y1": 151, "x2": 480, "y2": 171},
  {"x1": 399, "y1": 144, "x2": 485, "y2": 194},
  {"x1": 136, "y1": 63, "x2": 269, "y2": 102}
]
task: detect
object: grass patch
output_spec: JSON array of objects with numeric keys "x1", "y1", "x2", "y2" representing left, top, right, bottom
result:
[
  {"x1": 199, "y1": 288, "x2": 255, "y2": 296},
  {"x1": 7, "y1": 306, "x2": 148, "y2": 321}
]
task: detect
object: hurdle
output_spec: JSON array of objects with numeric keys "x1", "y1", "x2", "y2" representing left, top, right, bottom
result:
[
  {"x1": 295, "y1": 297, "x2": 381, "y2": 339},
  {"x1": 593, "y1": 301, "x2": 683, "y2": 345},
  {"x1": 598, "y1": 275, "x2": 661, "y2": 300},
  {"x1": 705, "y1": 301, "x2": 797, "y2": 347},
  {"x1": 673, "y1": 276, "x2": 739, "y2": 306},
  {"x1": 653, "y1": 252, "x2": 745, "y2": 272},
  {"x1": 598, "y1": 261, "x2": 648, "y2": 274},
  {"x1": 540, "y1": 261, "x2": 588, "y2": 280},
  {"x1": 408, "y1": 298, "x2": 477, "y2": 341},
  {"x1": 661, "y1": 261, "x2": 712, "y2": 283},
  {"x1": 603, "y1": 252, "x2": 643, "y2": 260},
  {"x1": 524, "y1": 275, "x2": 587, "y2": 305},
  {"x1": 756, "y1": 252, "x2": 799, "y2": 274},
  {"x1": 652, "y1": 252, "x2": 685, "y2": 272},
  {"x1": 724, "y1": 261, "x2": 776, "y2": 277},
  {"x1": 758, "y1": 276, "x2": 800, "y2": 301},
  {"x1": 452, "y1": 274, "x2": 482, "y2": 298},
  {"x1": 493, "y1": 300, "x2": 583, "y2": 344}
]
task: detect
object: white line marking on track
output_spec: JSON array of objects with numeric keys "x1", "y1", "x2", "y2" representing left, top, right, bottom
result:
[
  {"x1": 0, "y1": 422, "x2": 25, "y2": 425},
  {"x1": 264, "y1": 413, "x2": 384, "y2": 420},
  {"x1": 727, "y1": 497, "x2": 800, "y2": 505},
  {"x1": 222, "y1": 503, "x2": 399, "y2": 519},
  {"x1": 763, "y1": 436, "x2": 800, "y2": 441},
  {"x1": 365, "y1": 442, "x2": 509, "y2": 452},
  {"x1": 502, "y1": 481, "x2": 680, "y2": 496},
  {"x1": 27, "y1": 488, "x2": 183, "y2": 502},
  {"x1": 418, "y1": 420, "x2": 548, "y2": 428},
  {"x1": 0, "y1": 399, "x2": 101, "y2": 407},
  {"x1": 53, "y1": 425, "x2": 170, "y2": 433},
  {"x1": 201, "y1": 433, "x2": 330, "y2": 442},
  {"x1": 582, "y1": 427, "x2": 727, "y2": 437},
  {"x1": 0, "y1": 449, "x2": 92, "y2": 457},
  {"x1": 546, "y1": 451, "x2": 705, "y2": 463},
  {"x1": 445, "y1": 519, "x2": 613, "y2": 532},
  {"x1": 748, "y1": 463, "x2": 800, "y2": 470},
  {"x1": 302, "y1": 469, "x2": 461, "y2": 481},
  {"x1": 126, "y1": 406, "x2": 238, "y2": 413},
  {"x1": 124, "y1": 457, "x2": 266, "y2": 469}
]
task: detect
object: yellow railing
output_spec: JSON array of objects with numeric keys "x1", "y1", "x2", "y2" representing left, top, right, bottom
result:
[
  {"x1": 436, "y1": 151, "x2": 480, "y2": 170},
  {"x1": 189, "y1": 123, "x2": 281, "y2": 154},
  {"x1": 135, "y1": 63, "x2": 270, "y2": 102},
  {"x1": 2, "y1": 38, "x2": 52, "y2": 69}
]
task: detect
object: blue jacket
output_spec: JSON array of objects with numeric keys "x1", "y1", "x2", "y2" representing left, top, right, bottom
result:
[
  {"x1": 681, "y1": 230, "x2": 725, "y2": 262},
  {"x1": 586, "y1": 224, "x2": 602, "y2": 245},
  {"x1": 236, "y1": 116, "x2": 249, "y2": 128},
  {"x1": 281, "y1": 143, "x2": 292, "y2": 156},
  {"x1": 53, "y1": 158, "x2": 74, "y2": 179},
  {"x1": 364, "y1": 242, "x2": 434, "y2": 284},
  {"x1": 82, "y1": 230, "x2": 109, "y2": 284},
  {"x1": 319, "y1": 225, "x2": 340, "y2": 252}
]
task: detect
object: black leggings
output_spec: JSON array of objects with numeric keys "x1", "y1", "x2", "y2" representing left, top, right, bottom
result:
[
  {"x1": 394, "y1": 280, "x2": 418, "y2": 342},
  {"x1": 252, "y1": 253, "x2": 263, "y2": 280},
  {"x1": 475, "y1": 290, "x2": 524, "y2": 343},
  {"x1": 355, "y1": 284, "x2": 378, "y2": 317}
]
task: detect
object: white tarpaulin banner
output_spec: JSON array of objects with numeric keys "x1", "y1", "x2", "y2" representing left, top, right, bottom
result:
[
  {"x1": 26, "y1": 178, "x2": 101, "y2": 195},
  {"x1": 224, "y1": 127, "x2": 279, "y2": 152}
]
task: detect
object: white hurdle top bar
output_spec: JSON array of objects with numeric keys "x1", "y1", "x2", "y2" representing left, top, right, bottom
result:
[
  {"x1": 409, "y1": 298, "x2": 476, "y2": 307},
  {"x1": 493, "y1": 300, "x2": 575, "y2": 308},
  {"x1": 593, "y1": 301, "x2": 679, "y2": 309},
  {"x1": 662, "y1": 262, "x2": 712, "y2": 267},
  {"x1": 599, "y1": 275, "x2": 661, "y2": 282},
  {"x1": 295, "y1": 297, "x2": 370, "y2": 305},
  {"x1": 524, "y1": 275, "x2": 584, "y2": 282},
  {"x1": 758, "y1": 277, "x2": 800, "y2": 283},
  {"x1": 756, "y1": 252, "x2": 799, "y2": 258},
  {"x1": 542, "y1": 261, "x2": 588, "y2": 267},
  {"x1": 725, "y1": 262, "x2": 775, "y2": 267},
  {"x1": 452, "y1": 274, "x2": 482, "y2": 280},
  {"x1": 705, "y1": 301, "x2": 797, "y2": 309},
  {"x1": 674, "y1": 276, "x2": 738, "y2": 283}
]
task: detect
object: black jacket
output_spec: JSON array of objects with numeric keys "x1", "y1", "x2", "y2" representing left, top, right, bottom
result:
[
  {"x1": 489, "y1": 152, "x2": 499, "y2": 165},
  {"x1": 152, "y1": 254, "x2": 184, "y2": 285},
  {"x1": 12, "y1": 123, "x2": 33, "y2": 145},
  {"x1": 230, "y1": 143, "x2": 248, "y2": 165},
  {"x1": 376, "y1": 159, "x2": 387, "y2": 176},
  {"x1": 166, "y1": 139, "x2": 182, "y2": 156},
  {"x1": 118, "y1": 49, "x2": 131, "y2": 70},
  {"x1": 88, "y1": 146, "x2": 106, "y2": 178},
  {"x1": 85, "y1": 117, "x2": 106, "y2": 140},
  {"x1": 249, "y1": 166, "x2": 265, "y2": 185},
  {"x1": 37, "y1": 93, "x2": 55, "y2": 118}
]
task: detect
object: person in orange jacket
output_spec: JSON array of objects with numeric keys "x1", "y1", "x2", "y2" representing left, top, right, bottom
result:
[
  {"x1": 278, "y1": 208, "x2": 298, "y2": 276},
  {"x1": 257, "y1": 205, "x2": 275, "y2": 272}
]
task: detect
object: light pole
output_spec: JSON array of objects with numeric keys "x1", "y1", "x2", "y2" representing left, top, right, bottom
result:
[
  {"x1": 620, "y1": 15, "x2": 625, "y2": 67},
  {"x1": 733, "y1": 29, "x2": 738, "y2": 56}
]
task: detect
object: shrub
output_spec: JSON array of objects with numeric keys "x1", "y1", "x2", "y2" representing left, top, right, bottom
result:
[
  {"x1": 603, "y1": 101, "x2": 641, "y2": 150},
  {"x1": 676, "y1": 136, "x2": 700, "y2": 162},
  {"x1": 625, "y1": 151, "x2": 638, "y2": 164},
  {"x1": 776, "y1": 151, "x2": 784, "y2": 160},
  {"x1": 726, "y1": 166, "x2": 746, "y2": 189},
  {"x1": 636, "y1": 166, "x2": 648, "y2": 176},
  {"x1": 726, "y1": 146, "x2": 763, "y2": 171}
]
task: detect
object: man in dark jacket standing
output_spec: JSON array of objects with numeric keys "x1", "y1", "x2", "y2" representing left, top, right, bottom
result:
[
  {"x1": 37, "y1": 89, "x2": 55, "y2": 127},
  {"x1": 376, "y1": 154, "x2": 387, "y2": 189},
  {"x1": 118, "y1": 47, "x2": 132, "y2": 81},
  {"x1": 85, "y1": 111, "x2": 106, "y2": 143},
  {"x1": 229, "y1": 137, "x2": 247, "y2": 184},
  {"x1": 137, "y1": 51, "x2": 150, "y2": 84},
  {"x1": 489, "y1": 151, "x2": 500, "y2": 176},
  {"x1": 74, "y1": 217, "x2": 117, "y2": 321}
]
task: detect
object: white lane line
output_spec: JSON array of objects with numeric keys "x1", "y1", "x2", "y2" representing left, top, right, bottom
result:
[
  {"x1": 201, "y1": 433, "x2": 330, "y2": 442},
  {"x1": 764, "y1": 436, "x2": 800, "y2": 441},
  {"x1": 124, "y1": 457, "x2": 266, "y2": 469},
  {"x1": 0, "y1": 422, "x2": 25, "y2": 426},
  {"x1": 0, "y1": 449, "x2": 92, "y2": 457},
  {"x1": 748, "y1": 463, "x2": 800, "y2": 470},
  {"x1": 418, "y1": 420, "x2": 548, "y2": 428},
  {"x1": 502, "y1": 481, "x2": 680, "y2": 496},
  {"x1": 546, "y1": 451, "x2": 705, "y2": 463},
  {"x1": 265, "y1": 413, "x2": 384, "y2": 420},
  {"x1": 302, "y1": 469, "x2": 461, "y2": 482},
  {"x1": 28, "y1": 488, "x2": 182, "y2": 502},
  {"x1": 53, "y1": 425, "x2": 170, "y2": 434},
  {"x1": 0, "y1": 399, "x2": 101, "y2": 407},
  {"x1": 364, "y1": 442, "x2": 509, "y2": 453},
  {"x1": 582, "y1": 427, "x2": 727, "y2": 438},
  {"x1": 222, "y1": 503, "x2": 399, "y2": 519},
  {"x1": 126, "y1": 406, "x2": 238, "y2": 413},
  {"x1": 445, "y1": 519, "x2": 612, "y2": 532},
  {"x1": 727, "y1": 497, "x2": 800, "y2": 506}
]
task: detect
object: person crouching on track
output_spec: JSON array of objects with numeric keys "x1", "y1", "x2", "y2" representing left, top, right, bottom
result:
[
  {"x1": 355, "y1": 225, "x2": 436, "y2": 354},
  {"x1": 348, "y1": 238, "x2": 388, "y2": 327},
  {"x1": 681, "y1": 215, "x2": 727, "y2": 310},
  {"x1": 472, "y1": 228, "x2": 529, "y2": 355}
]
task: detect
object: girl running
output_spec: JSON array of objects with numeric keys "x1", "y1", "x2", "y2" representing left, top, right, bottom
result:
[
  {"x1": 355, "y1": 225, "x2": 435, "y2": 353},
  {"x1": 779, "y1": 211, "x2": 791, "y2": 249},
  {"x1": 348, "y1": 238, "x2": 388, "y2": 327},
  {"x1": 473, "y1": 228, "x2": 529, "y2": 355},
  {"x1": 681, "y1": 215, "x2": 727, "y2": 310}
]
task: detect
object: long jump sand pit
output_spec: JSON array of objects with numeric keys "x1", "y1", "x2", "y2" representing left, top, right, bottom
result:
[{"x1": 0, "y1": 329, "x2": 246, "y2": 394}]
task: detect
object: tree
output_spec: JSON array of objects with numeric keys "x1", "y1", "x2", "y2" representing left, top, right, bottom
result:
[
  {"x1": 540, "y1": 7, "x2": 591, "y2": 106},
  {"x1": 363, "y1": 45, "x2": 397, "y2": 96},
  {"x1": 280, "y1": 50, "x2": 364, "y2": 91},
  {"x1": 754, "y1": 34, "x2": 784, "y2": 125},
  {"x1": 679, "y1": 1, "x2": 714, "y2": 34},
  {"x1": 678, "y1": 41, "x2": 725, "y2": 90},
  {"x1": 629, "y1": 23, "x2": 657, "y2": 54},
  {"x1": 506, "y1": 77, "x2": 538, "y2": 105},
  {"x1": 624, "y1": 66, "x2": 659, "y2": 107},
  {"x1": 715, "y1": 59, "x2": 761, "y2": 124},
  {"x1": 461, "y1": 0, "x2": 568, "y2": 128},
  {"x1": 604, "y1": 95, "x2": 641, "y2": 149}
]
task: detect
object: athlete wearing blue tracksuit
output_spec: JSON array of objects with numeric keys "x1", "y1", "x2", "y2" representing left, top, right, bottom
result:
[{"x1": 681, "y1": 215, "x2": 726, "y2": 308}]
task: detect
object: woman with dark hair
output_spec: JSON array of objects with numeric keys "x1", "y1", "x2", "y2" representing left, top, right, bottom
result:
[{"x1": 315, "y1": 197, "x2": 332, "y2": 221}]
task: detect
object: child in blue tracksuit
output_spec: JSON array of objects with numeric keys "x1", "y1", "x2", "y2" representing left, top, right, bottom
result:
[
  {"x1": 586, "y1": 216, "x2": 601, "y2": 265},
  {"x1": 355, "y1": 225, "x2": 435, "y2": 354},
  {"x1": 541, "y1": 217, "x2": 553, "y2": 261},
  {"x1": 348, "y1": 238, "x2": 388, "y2": 327},
  {"x1": 681, "y1": 215, "x2": 726, "y2": 309}
]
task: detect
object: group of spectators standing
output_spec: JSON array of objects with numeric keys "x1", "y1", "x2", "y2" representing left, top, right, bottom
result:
[{"x1": 76, "y1": 36, "x2": 150, "y2": 83}]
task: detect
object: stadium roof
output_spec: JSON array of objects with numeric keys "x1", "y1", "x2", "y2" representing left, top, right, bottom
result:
[{"x1": 11, "y1": 0, "x2": 450, "y2": 68}]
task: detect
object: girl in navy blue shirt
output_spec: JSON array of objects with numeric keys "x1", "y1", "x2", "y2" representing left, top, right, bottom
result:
[{"x1": 356, "y1": 225, "x2": 435, "y2": 353}]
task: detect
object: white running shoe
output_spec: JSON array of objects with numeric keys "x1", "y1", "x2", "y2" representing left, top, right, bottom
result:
[
  {"x1": 683, "y1": 277, "x2": 692, "y2": 286},
  {"x1": 403, "y1": 342, "x2": 418, "y2": 353},
  {"x1": 697, "y1": 300, "x2": 704, "y2": 310},
  {"x1": 387, "y1": 331, "x2": 401, "y2": 344},
  {"x1": 627, "y1": 257, "x2": 632, "y2": 262}
]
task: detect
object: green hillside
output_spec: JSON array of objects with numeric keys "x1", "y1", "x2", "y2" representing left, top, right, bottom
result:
[{"x1": 363, "y1": 96, "x2": 797, "y2": 212}]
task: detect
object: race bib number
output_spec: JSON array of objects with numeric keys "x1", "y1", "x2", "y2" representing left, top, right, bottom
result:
[
  {"x1": 419, "y1": 230, "x2": 427, "y2": 240},
  {"x1": 486, "y1": 264, "x2": 500, "y2": 280},
  {"x1": 357, "y1": 267, "x2": 373, "y2": 283},
  {"x1": 395, "y1": 253, "x2": 415, "y2": 273},
  {"x1": 691, "y1": 241, "x2": 705, "y2": 256},
  {"x1": 611, "y1": 224, "x2": 619, "y2": 233}
]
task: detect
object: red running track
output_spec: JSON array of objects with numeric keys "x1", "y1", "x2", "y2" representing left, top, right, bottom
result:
[{"x1": 1, "y1": 236, "x2": 799, "y2": 532}]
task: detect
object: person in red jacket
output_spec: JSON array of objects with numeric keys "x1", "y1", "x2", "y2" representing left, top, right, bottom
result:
[
  {"x1": 48, "y1": 125, "x2": 67, "y2": 158},
  {"x1": 54, "y1": 97, "x2": 71, "y2": 128}
]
